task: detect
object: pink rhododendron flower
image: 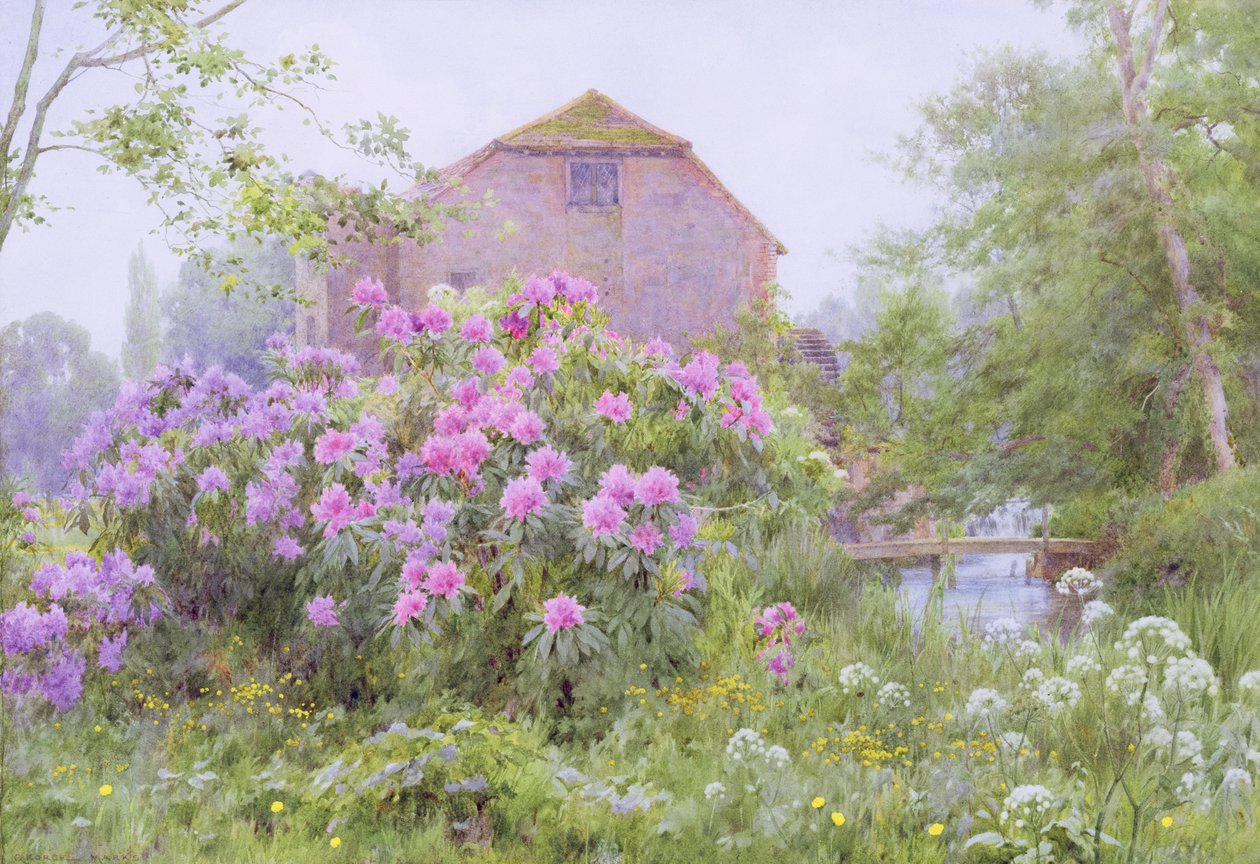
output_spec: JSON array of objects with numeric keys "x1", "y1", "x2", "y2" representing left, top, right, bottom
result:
[
  {"x1": 472, "y1": 346, "x2": 506, "y2": 375},
  {"x1": 672, "y1": 351, "x2": 721, "y2": 400},
  {"x1": 526, "y1": 446, "x2": 570, "y2": 483},
  {"x1": 500, "y1": 476, "x2": 547, "y2": 521},
  {"x1": 629, "y1": 521, "x2": 662, "y2": 555},
  {"x1": 558, "y1": 274, "x2": 597, "y2": 303},
  {"x1": 528, "y1": 345, "x2": 559, "y2": 374},
  {"x1": 310, "y1": 484, "x2": 353, "y2": 537},
  {"x1": 423, "y1": 561, "x2": 465, "y2": 600},
  {"x1": 582, "y1": 494, "x2": 626, "y2": 537},
  {"x1": 505, "y1": 365, "x2": 535, "y2": 390},
  {"x1": 313, "y1": 429, "x2": 356, "y2": 464},
  {"x1": 508, "y1": 410, "x2": 545, "y2": 445},
  {"x1": 523, "y1": 275, "x2": 557, "y2": 306},
  {"x1": 542, "y1": 593, "x2": 585, "y2": 632},
  {"x1": 306, "y1": 595, "x2": 340, "y2": 627},
  {"x1": 594, "y1": 390, "x2": 633, "y2": 424},
  {"x1": 376, "y1": 375, "x2": 399, "y2": 396},
  {"x1": 417, "y1": 304, "x2": 453, "y2": 334},
  {"x1": 635, "y1": 466, "x2": 680, "y2": 507},
  {"x1": 375, "y1": 305, "x2": 414, "y2": 344},
  {"x1": 669, "y1": 513, "x2": 699, "y2": 549},
  {"x1": 351, "y1": 276, "x2": 388, "y2": 307},
  {"x1": 674, "y1": 399, "x2": 690, "y2": 421},
  {"x1": 393, "y1": 589, "x2": 428, "y2": 626},
  {"x1": 452, "y1": 376, "x2": 481, "y2": 409},
  {"x1": 599, "y1": 464, "x2": 637, "y2": 506},
  {"x1": 455, "y1": 430, "x2": 492, "y2": 476},
  {"x1": 460, "y1": 314, "x2": 493, "y2": 342},
  {"x1": 401, "y1": 552, "x2": 427, "y2": 589}
]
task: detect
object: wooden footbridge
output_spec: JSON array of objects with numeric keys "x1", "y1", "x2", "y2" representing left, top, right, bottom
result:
[{"x1": 844, "y1": 537, "x2": 1102, "y2": 561}]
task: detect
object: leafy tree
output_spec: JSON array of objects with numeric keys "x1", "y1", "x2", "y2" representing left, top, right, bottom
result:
[
  {"x1": 0, "y1": 312, "x2": 119, "y2": 492},
  {"x1": 121, "y1": 244, "x2": 160, "y2": 380},
  {"x1": 161, "y1": 238, "x2": 295, "y2": 386},
  {"x1": 1, "y1": 0, "x2": 474, "y2": 294}
]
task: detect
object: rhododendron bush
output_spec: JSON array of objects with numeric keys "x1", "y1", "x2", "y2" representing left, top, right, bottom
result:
[{"x1": 4, "y1": 273, "x2": 835, "y2": 712}]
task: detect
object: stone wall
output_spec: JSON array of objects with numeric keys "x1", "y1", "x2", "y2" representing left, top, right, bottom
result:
[{"x1": 298, "y1": 147, "x2": 779, "y2": 354}]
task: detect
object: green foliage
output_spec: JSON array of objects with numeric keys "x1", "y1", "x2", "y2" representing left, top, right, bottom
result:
[{"x1": 1111, "y1": 466, "x2": 1260, "y2": 601}]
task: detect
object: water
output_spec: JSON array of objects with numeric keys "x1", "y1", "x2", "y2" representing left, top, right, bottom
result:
[{"x1": 894, "y1": 500, "x2": 1079, "y2": 635}]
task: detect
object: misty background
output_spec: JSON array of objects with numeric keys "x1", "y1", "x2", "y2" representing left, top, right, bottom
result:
[{"x1": 0, "y1": 0, "x2": 1080, "y2": 361}]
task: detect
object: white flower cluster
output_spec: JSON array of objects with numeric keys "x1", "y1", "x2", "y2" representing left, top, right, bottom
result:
[
  {"x1": 1142, "y1": 692, "x2": 1166, "y2": 725},
  {"x1": 984, "y1": 618, "x2": 1024, "y2": 647},
  {"x1": 1105, "y1": 664, "x2": 1149, "y2": 706},
  {"x1": 1163, "y1": 655, "x2": 1219, "y2": 700},
  {"x1": 1222, "y1": 767, "x2": 1253, "y2": 792},
  {"x1": 725, "y1": 728, "x2": 767, "y2": 763},
  {"x1": 704, "y1": 781, "x2": 728, "y2": 801},
  {"x1": 1032, "y1": 675, "x2": 1082, "y2": 713},
  {"x1": 1146, "y1": 728, "x2": 1204, "y2": 766},
  {"x1": 764, "y1": 745, "x2": 791, "y2": 771},
  {"x1": 999, "y1": 730, "x2": 1029, "y2": 752},
  {"x1": 1238, "y1": 670, "x2": 1260, "y2": 694},
  {"x1": 999, "y1": 784, "x2": 1056, "y2": 830},
  {"x1": 1020, "y1": 668, "x2": 1047, "y2": 692},
  {"x1": 838, "y1": 662, "x2": 880, "y2": 695},
  {"x1": 1065, "y1": 654, "x2": 1103, "y2": 677},
  {"x1": 1013, "y1": 639, "x2": 1043, "y2": 660},
  {"x1": 966, "y1": 687, "x2": 1009, "y2": 719},
  {"x1": 877, "y1": 681, "x2": 912, "y2": 708},
  {"x1": 1081, "y1": 600, "x2": 1114, "y2": 627},
  {"x1": 1056, "y1": 567, "x2": 1102, "y2": 597},
  {"x1": 1115, "y1": 616, "x2": 1194, "y2": 664}
]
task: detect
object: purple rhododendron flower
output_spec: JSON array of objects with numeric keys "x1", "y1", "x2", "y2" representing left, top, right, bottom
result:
[
  {"x1": 670, "y1": 513, "x2": 699, "y2": 549},
  {"x1": 581, "y1": 494, "x2": 626, "y2": 537},
  {"x1": 500, "y1": 476, "x2": 547, "y2": 521},
  {"x1": 273, "y1": 536, "x2": 304, "y2": 561},
  {"x1": 528, "y1": 345, "x2": 560, "y2": 374},
  {"x1": 306, "y1": 595, "x2": 340, "y2": 627},
  {"x1": 377, "y1": 375, "x2": 399, "y2": 396},
  {"x1": 594, "y1": 390, "x2": 633, "y2": 424},
  {"x1": 635, "y1": 467, "x2": 680, "y2": 507},
  {"x1": 42, "y1": 652, "x2": 86, "y2": 713},
  {"x1": 499, "y1": 307, "x2": 531, "y2": 339},
  {"x1": 98, "y1": 630, "x2": 128, "y2": 673},
  {"x1": 196, "y1": 466, "x2": 230, "y2": 494},
  {"x1": 542, "y1": 593, "x2": 585, "y2": 633},
  {"x1": 351, "y1": 276, "x2": 388, "y2": 308},
  {"x1": 313, "y1": 429, "x2": 356, "y2": 464}
]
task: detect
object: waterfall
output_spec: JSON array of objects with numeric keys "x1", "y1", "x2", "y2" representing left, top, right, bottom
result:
[{"x1": 964, "y1": 499, "x2": 1046, "y2": 539}]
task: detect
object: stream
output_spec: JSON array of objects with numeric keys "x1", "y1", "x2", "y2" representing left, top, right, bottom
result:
[{"x1": 893, "y1": 500, "x2": 1080, "y2": 635}]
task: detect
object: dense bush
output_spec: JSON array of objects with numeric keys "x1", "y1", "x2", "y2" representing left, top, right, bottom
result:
[{"x1": 3, "y1": 272, "x2": 842, "y2": 717}]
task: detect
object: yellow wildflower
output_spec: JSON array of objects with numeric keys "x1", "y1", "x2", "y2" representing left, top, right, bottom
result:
[
  {"x1": 1160, "y1": 815, "x2": 1174, "y2": 828},
  {"x1": 270, "y1": 801, "x2": 284, "y2": 813},
  {"x1": 99, "y1": 784, "x2": 113, "y2": 797},
  {"x1": 928, "y1": 822, "x2": 944, "y2": 836},
  {"x1": 831, "y1": 812, "x2": 846, "y2": 827},
  {"x1": 811, "y1": 797, "x2": 825, "y2": 809},
  {"x1": 330, "y1": 836, "x2": 342, "y2": 848}
]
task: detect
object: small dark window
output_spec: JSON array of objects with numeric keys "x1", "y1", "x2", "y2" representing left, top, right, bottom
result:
[
  {"x1": 568, "y1": 161, "x2": 619, "y2": 206},
  {"x1": 448, "y1": 271, "x2": 477, "y2": 290}
]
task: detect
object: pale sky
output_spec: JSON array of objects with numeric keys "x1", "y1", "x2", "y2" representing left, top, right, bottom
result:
[{"x1": 0, "y1": 0, "x2": 1082, "y2": 361}]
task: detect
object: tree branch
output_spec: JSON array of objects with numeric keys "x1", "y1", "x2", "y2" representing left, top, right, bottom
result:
[
  {"x1": 1133, "y1": 0, "x2": 1169, "y2": 97},
  {"x1": 80, "y1": 0, "x2": 250, "y2": 69},
  {"x1": 0, "y1": 0, "x2": 46, "y2": 175}
]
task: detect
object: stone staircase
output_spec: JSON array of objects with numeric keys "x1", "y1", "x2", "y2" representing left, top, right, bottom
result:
[{"x1": 784, "y1": 327, "x2": 840, "y2": 382}]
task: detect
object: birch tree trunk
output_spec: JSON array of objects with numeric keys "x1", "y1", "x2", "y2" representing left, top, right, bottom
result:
[{"x1": 1106, "y1": 0, "x2": 1238, "y2": 474}]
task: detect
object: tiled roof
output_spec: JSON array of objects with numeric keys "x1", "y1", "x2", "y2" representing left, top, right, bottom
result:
[{"x1": 407, "y1": 90, "x2": 785, "y2": 253}]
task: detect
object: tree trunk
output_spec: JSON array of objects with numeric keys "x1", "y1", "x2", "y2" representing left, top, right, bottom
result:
[
  {"x1": 1158, "y1": 364, "x2": 1191, "y2": 499},
  {"x1": 1106, "y1": 1, "x2": 1238, "y2": 474}
]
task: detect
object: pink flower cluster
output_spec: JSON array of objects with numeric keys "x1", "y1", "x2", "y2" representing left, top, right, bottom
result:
[
  {"x1": 542, "y1": 593, "x2": 585, "y2": 633},
  {"x1": 753, "y1": 602, "x2": 805, "y2": 685}
]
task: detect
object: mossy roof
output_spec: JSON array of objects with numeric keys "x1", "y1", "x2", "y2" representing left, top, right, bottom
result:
[{"x1": 408, "y1": 90, "x2": 785, "y2": 253}]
